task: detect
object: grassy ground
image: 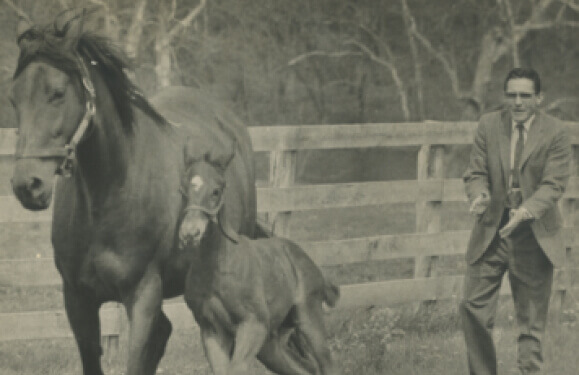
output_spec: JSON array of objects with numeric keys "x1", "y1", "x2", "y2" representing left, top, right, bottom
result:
[{"x1": 1, "y1": 300, "x2": 578, "y2": 375}]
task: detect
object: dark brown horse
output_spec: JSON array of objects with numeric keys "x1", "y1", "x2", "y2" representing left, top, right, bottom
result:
[
  {"x1": 178, "y1": 140, "x2": 340, "y2": 375},
  {"x1": 9, "y1": 11, "x2": 257, "y2": 375}
]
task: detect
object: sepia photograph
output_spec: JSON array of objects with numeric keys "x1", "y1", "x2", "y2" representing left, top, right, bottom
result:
[{"x1": 0, "y1": 1, "x2": 578, "y2": 374}]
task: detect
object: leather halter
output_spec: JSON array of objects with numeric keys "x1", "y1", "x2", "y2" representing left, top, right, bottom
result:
[
  {"x1": 183, "y1": 194, "x2": 225, "y2": 222},
  {"x1": 14, "y1": 53, "x2": 96, "y2": 178},
  {"x1": 182, "y1": 189, "x2": 240, "y2": 244}
]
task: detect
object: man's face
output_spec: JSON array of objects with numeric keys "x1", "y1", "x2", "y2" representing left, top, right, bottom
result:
[{"x1": 504, "y1": 78, "x2": 542, "y2": 123}]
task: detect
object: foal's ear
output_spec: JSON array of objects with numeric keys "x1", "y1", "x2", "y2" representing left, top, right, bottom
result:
[
  {"x1": 207, "y1": 141, "x2": 236, "y2": 172},
  {"x1": 183, "y1": 136, "x2": 205, "y2": 167},
  {"x1": 17, "y1": 17, "x2": 33, "y2": 42},
  {"x1": 54, "y1": 8, "x2": 86, "y2": 51}
]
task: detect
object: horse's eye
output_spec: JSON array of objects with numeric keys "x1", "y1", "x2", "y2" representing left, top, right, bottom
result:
[
  {"x1": 48, "y1": 90, "x2": 65, "y2": 103},
  {"x1": 212, "y1": 189, "x2": 221, "y2": 197}
]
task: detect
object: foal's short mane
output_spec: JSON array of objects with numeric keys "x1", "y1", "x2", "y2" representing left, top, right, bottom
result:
[{"x1": 14, "y1": 25, "x2": 168, "y2": 135}]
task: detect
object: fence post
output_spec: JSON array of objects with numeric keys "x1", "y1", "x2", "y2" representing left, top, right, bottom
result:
[
  {"x1": 414, "y1": 144, "x2": 445, "y2": 308},
  {"x1": 268, "y1": 150, "x2": 297, "y2": 237},
  {"x1": 102, "y1": 302, "x2": 123, "y2": 362}
]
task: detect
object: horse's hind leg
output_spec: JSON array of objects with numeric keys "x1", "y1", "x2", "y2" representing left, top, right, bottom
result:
[
  {"x1": 295, "y1": 299, "x2": 339, "y2": 375},
  {"x1": 257, "y1": 329, "x2": 318, "y2": 375},
  {"x1": 63, "y1": 283, "x2": 104, "y2": 375}
]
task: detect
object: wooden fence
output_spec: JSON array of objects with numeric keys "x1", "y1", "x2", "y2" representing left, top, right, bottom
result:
[{"x1": 1, "y1": 121, "x2": 578, "y2": 343}]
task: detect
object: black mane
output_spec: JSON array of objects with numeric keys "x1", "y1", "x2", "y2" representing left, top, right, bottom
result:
[{"x1": 14, "y1": 25, "x2": 168, "y2": 135}]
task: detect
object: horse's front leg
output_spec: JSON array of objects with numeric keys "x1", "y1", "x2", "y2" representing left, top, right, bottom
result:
[
  {"x1": 123, "y1": 263, "x2": 172, "y2": 375},
  {"x1": 229, "y1": 317, "x2": 268, "y2": 374},
  {"x1": 63, "y1": 282, "x2": 104, "y2": 375},
  {"x1": 200, "y1": 326, "x2": 233, "y2": 375}
]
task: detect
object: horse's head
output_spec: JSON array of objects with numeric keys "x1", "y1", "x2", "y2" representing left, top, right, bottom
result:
[
  {"x1": 178, "y1": 140, "x2": 235, "y2": 248},
  {"x1": 10, "y1": 11, "x2": 94, "y2": 210}
]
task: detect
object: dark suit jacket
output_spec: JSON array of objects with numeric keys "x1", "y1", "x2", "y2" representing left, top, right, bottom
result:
[{"x1": 463, "y1": 110, "x2": 572, "y2": 267}]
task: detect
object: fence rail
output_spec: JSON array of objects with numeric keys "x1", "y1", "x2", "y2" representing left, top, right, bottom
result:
[{"x1": 1, "y1": 121, "x2": 578, "y2": 342}]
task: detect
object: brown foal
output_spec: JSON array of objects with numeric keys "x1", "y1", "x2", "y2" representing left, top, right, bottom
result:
[{"x1": 179, "y1": 143, "x2": 340, "y2": 375}]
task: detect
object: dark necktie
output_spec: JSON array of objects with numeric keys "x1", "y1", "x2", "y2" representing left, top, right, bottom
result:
[{"x1": 512, "y1": 123, "x2": 525, "y2": 188}]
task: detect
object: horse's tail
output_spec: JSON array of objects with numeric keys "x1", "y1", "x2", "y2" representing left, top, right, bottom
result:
[{"x1": 323, "y1": 280, "x2": 340, "y2": 308}]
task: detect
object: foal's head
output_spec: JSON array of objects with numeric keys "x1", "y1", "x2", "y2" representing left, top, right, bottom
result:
[{"x1": 178, "y1": 141, "x2": 235, "y2": 248}]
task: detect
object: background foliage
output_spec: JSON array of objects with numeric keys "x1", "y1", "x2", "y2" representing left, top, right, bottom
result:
[{"x1": 1, "y1": 0, "x2": 579, "y2": 129}]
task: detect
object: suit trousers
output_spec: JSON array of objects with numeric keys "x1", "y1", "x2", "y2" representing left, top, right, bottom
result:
[{"x1": 460, "y1": 211, "x2": 553, "y2": 375}]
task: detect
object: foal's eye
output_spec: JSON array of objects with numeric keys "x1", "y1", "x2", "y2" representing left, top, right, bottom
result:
[{"x1": 48, "y1": 90, "x2": 65, "y2": 103}]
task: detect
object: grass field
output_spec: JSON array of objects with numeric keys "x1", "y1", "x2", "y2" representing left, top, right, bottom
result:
[{"x1": 1, "y1": 300, "x2": 578, "y2": 375}]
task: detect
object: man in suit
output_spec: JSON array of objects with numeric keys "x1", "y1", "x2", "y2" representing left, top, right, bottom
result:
[{"x1": 460, "y1": 67, "x2": 572, "y2": 375}]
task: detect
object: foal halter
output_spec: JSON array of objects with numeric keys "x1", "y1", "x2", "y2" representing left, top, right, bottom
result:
[
  {"x1": 183, "y1": 194, "x2": 225, "y2": 222},
  {"x1": 14, "y1": 53, "x2": 96, "y2": 178},
  {"x1": 182, "y1": 191, "x2": 240, "y2": 244}
]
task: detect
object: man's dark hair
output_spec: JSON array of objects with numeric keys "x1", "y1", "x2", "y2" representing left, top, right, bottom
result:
[{"x1": 504, "y1": 68, "x2": 541, "y2": 94}]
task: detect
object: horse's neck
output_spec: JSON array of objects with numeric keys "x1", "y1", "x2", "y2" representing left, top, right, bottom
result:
[
  {"x1": 77, "y1": 74, "x2": 129, "y2": 192},
  {"x1": 198, "y1": 210, "x2": 232, "y2": 260}
]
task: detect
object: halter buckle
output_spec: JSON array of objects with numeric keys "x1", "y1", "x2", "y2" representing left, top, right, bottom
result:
[{"x1": 58, "y1": 145, "x2": 76, "y2": 178}]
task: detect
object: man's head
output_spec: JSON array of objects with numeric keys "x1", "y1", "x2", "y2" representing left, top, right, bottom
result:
[{"x1": 503, "y1": 68, "x2": 543, "y2": 124}]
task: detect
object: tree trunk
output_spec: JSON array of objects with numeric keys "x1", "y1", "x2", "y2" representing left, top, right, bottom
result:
[{"x1": 125, "y1": 0, "x2": 148, "y2": 60}]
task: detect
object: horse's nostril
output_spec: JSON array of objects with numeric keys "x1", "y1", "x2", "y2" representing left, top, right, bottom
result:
[{"x1": 29, "y1": 177, "x2": 42, "y2": 191}]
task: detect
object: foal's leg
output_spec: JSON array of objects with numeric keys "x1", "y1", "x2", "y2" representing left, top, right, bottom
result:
[
  {"x1": 295, "y1": 298, "x2": 339, "y2": 375},
  {"x1": 200, "y1": 327, "x2": 233, "y2": 375},
  {"x1": 229, "y1": 317, "x2": 269, "y2": 374},
  {"x1": 123, "y1": 264, "x2": 172, "y2": 375},
  {"x1": 257, "y1": 328, "x2": 318, "y2": 375},
  {"x1": 63, "y1": 283, "x2": 104, "y2": 375}
]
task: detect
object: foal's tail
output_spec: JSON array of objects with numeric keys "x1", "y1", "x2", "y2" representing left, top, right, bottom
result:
[{"x1": 323, "y1": 280, "x2": 340, "y2": 308}]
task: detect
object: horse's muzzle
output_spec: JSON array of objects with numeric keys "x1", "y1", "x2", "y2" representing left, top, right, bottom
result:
[
  {"x1": 11, "y1": 159, "x2": 55, "y2": 211},
  {"x1": 178, "y1": 214, "x2": 208, "y2": 249}
]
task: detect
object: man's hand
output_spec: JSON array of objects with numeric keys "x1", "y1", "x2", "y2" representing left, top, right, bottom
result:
[
  {"x1": 469, "y1": 192, "x2": 490, "y2": 216},
  {"x1": 499, "y1": 207, "x2": 533, "y2": 238}
]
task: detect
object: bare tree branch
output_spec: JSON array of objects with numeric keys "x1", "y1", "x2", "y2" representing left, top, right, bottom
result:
[
  {"x1": 514, "y1": 20, "x2": 579, "y2": 31},
  {"x1": 287, "y1": 51, "x2": 363, "y2": 67},
  {"x1": 410, "y1": 27, "x2": 467, "y2": 99},
  {"x1": 545, "y1": 96, "x2": 579, "y2": 111},
  {"x1": 2, "y1": 0, "x2": 31, "y2": 22},
  {"x1": 57, "y1": 0, "x2": 71, "y2": 9},
  {"x1": 558, "y1": 0, "x2": 579, "y2": 12},
  {"x1": 167, "y1": 0, "x2": 207, "y2": 40},
  {"x1": 515, "y1": 0, "x2": 556, "y2": 42},
  {"x1": 503, "y1": 0, "x2": 520, "y2": 66},
  {"x1": 345, "y1": 40, "x2": 410, "y2": 121}
]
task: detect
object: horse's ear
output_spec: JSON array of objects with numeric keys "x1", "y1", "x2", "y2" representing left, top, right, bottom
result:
[
  {"x1": 17, "y1": 17, "x2": 32, "y2": 42},
  {"x1": 210, "y1": 141, "x2": 236, "y2": 172},
  {"x1": 54, "y1": 9, "x2": 85, "y2": 51}
]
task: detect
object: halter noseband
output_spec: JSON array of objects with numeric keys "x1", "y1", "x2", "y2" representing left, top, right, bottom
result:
[
  {"x1": 182, "y1": 189, "x2": 239, "y2": 244},
  {"x1": 183, "y1": 194, "x2": 225, "y2": 222},
  {"x1": 14, "y1": 53, "x2": 96, "y2": 178}
]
